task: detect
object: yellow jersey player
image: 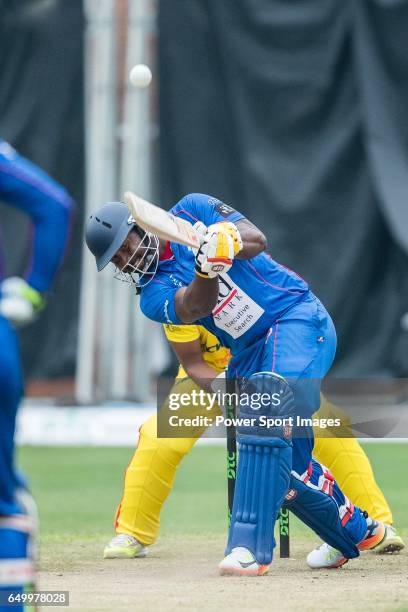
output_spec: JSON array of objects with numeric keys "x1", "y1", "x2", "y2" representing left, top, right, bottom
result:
[{"x1": 104, "y1": 324, "x2": 404, "y2": 559}]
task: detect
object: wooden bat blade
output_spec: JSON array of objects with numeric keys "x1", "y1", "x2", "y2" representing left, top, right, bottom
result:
[{"x1": 124, "y1": 191, "x2": 201, "y2": 249}]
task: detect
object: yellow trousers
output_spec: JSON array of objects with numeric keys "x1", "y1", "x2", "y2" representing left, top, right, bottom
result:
[
  {"x1": 314, "y1": 396, "x2": 392, "y2": 525},
  {"x1": 115, "y1": 380, "x2": 393, "y2": 545}
]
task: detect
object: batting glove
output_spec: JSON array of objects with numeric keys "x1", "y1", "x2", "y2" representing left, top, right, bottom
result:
[
  {"x1": 0, "y1": 277, "x2": 45, "y2": 327},
  {"x1": 190, "y1": 221, "x2": 208, "y2": 255},
  {"x1": 206, "y1": 222, "x2": 243, "y2": 256},
  {"x1": 195, "y1": 230, "x2": 235, "y2": 278}
]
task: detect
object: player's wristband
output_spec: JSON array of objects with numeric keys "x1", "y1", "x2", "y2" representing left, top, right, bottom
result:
[{"x1": 195, "y1": 268, "x2": 213, "y2": 279}]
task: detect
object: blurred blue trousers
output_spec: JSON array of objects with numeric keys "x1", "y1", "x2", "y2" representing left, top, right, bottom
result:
[{"x1": 0, "y1": 315, "x2": 23, "y2": 517}]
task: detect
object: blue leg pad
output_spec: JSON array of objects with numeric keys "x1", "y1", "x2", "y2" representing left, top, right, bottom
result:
[
  {"x1": 284, "y1": 475, "x2": 363, "y2": 559},
  {"x1": 226, "y1": 371, "x2": 296, "y2": 565},
  {"x1": 226, "y1": 436, "x2": 292, "y2": 565}
]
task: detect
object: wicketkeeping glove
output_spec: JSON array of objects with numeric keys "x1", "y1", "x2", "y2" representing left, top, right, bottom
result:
[
  {"x1": 206, "y1": 222, "x2": 243, "y2": 256},
  {"x1": 0, "y1": 277, "x2": 46, "y2": 327},
  {"x1": 195, "y1": 230, "x2": 235, "y2": 278}
]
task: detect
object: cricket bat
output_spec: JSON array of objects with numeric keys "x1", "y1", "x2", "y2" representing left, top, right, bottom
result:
[{"x1": 124, "y1": 191, "x2": 201, "y2": 249}]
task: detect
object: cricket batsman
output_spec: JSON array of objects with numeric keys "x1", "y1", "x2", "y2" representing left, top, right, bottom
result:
[
  {"x1": 101, "y1": 322, "x2": 403, "y2": 561},
  {"x1": 86, "y1": 193, "x2": 395, "y2": 574},
  {"x1": 0, "y1": 139, "x2": 74, "y2": 607}
]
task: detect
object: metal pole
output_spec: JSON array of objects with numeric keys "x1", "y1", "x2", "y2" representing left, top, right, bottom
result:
[
  {"x1": 115, "y1": 0, "x2": 157, "y2": 401},
  {"x1": 76, "y1": 0, "x2": 117, "y2": 403}
]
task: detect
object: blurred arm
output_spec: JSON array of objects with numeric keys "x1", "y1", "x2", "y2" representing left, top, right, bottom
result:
[
  {"x1": 169, "y1": 337, "x2": 218, "y2": 393},
  {"x1": 0, "y1": 140, "x2": 75, "y2": 293}
]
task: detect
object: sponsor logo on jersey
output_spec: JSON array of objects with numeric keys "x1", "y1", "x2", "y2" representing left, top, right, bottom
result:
[
  {"x1": 169, "y1": 274, "x2": 183, "y2": 288},
  {"x1": 209, "y1": 198, "x2": 236, "y2": 218},
  {"x1": 164, "y1": 324, "x2": 177, "y2": 333},
  {"x1": 204, "y1": 341, "x2": 221, "y2": 354},
  {"x1": 212, "y1": 274, "x2": 264, "y2": 339}
]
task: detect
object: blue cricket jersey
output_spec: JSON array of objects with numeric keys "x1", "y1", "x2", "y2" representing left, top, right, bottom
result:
[
  {"x1": 0, "y1": 139, "x2": 74, "y2": 293},
  {"x1": 140, "y1": 193, "x2": 310, "y2": 353}
]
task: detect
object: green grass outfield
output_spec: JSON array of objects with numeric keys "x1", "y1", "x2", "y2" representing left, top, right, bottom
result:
[{"x1": 18, "y1": 443, "x2": 408, "y2": 546}]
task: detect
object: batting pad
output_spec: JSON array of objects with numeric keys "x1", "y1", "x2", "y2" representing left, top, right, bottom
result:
[{"x1": 226, "y1": 436, "x2": 292, "y2": 565}]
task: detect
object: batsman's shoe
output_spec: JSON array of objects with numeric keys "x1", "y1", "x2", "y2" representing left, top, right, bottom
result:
[
  {"x1": 219, "y1": 547, "x2": 270, "y2": 576},
  {"x1": 371, "y1": 524, "x2": 405, "y2": 554},
  {"x1": 307, "y1": 542, "x2": 349, "y2": 569},
  {"x1": 358, "y1": 518, "x2": 386, "y2": 552},
  {"x1": 307, "y1": 519, "x2": 386, "y2": 569},
  {"x1": 103, "y1": 534, "x2": 147, "y2": 559}
]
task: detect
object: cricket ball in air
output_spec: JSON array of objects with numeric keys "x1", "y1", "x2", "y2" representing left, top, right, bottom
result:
[{"x1": 129, "y1": 64, "x2": 152, "y2": 88}]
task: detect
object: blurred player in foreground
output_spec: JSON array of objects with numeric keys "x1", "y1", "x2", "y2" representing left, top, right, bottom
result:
[
  {"x1": 87, "y1": 194, "x2": 393, "y2": 574},
  {"x1": 103, "y1": 322, "x2": 403, "y2": 560},
  {"x1": 0, "y1": 139, "x2": 73, "y2": 607}
]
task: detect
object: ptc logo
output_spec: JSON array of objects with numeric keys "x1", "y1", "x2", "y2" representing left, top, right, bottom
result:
[{"x1": 227, "y1": 451, "x2": 236, "y2": 480}]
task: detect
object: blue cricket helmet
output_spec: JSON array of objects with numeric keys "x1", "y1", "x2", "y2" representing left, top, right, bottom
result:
[{"x1": 85, "y1": 202, "x2": 135, "y2": 271}]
